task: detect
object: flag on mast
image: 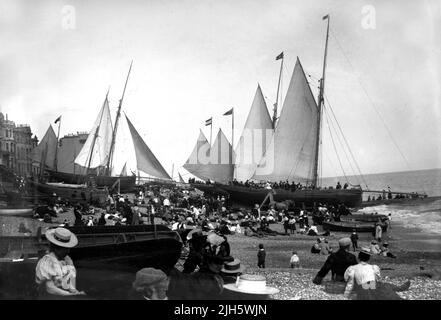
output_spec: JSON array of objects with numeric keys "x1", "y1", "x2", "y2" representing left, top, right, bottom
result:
[
  {"x1": 205, "y1": 117, "x2": 212, "y2": 126},
  {"x1": 223, "y1": 108, "x2": 233, "y2": 116},
  {"x1": 54, "y1": 116, "x2": 62, "y2": 124},
  {"x1": 323, "y1": 14, "x2": 329, "y2": 20},
  {"x1": 276, "y1": 52, "x2": 284, "y2": 60}
]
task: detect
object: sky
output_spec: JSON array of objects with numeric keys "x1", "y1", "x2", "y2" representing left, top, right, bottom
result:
[{"x1": 1, "y1": 0, "x2": 440, "y2": 180}]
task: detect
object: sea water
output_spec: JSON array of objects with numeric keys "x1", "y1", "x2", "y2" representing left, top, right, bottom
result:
[{"x1": 323, "y1": 168, "x2": 441, "y2": 251}]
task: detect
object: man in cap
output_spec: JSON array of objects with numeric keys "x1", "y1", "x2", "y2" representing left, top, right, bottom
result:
[
  {"x1": 130, "y1": 268, "x2": 169, "y2": 300},
  {"x1": 312, "y1": 237, "x2": 357, "y2": 285}
]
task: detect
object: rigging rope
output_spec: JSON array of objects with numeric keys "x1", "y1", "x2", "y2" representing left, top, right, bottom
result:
[
  {"x1": 323, "y1": 102, "x2": 359, "y2": 182},
  {"x1": 324, "y1": 94, "x2": 369, "y2": 189},
  {"x1": 330, "y1": 30, "x2": 417, "y2": 186},
  {"x1": 323, "y1": 107, "x2": 349, "y2": 182}
]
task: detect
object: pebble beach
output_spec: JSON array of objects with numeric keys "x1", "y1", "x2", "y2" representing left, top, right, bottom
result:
[{"x1": 1, "y1": 208, "x2": 441, "y2": 300}]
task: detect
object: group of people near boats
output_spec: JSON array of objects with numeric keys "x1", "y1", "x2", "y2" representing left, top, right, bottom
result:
[
  {"x1": 28, "y1": 181, "x2": 406, "y2": 300},
  {"x1": 312, "y1": 237, "x2": 408, "y2": 299},
  {"x1": 34, "y1": 226, "x2": 278, "y2": 300}
]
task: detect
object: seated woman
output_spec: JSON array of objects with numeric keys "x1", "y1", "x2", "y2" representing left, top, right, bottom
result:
[
  {"x1": 311, "y1": 238, "x2": 321, "y2": 254},
  {"x1": 344, "y1": 247, "x2": 409, "y2": 300},
  {"x1": 35, "y1": 227, "x2": 86, "y2": 299}
]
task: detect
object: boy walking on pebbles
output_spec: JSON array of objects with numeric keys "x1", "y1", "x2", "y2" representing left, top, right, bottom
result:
[
  {"x1": 290, "y1": 251, "x2": 300, "y2": 268},
  {"x1": 257, "y1": 244, "x2": 266, "y2": 268}
]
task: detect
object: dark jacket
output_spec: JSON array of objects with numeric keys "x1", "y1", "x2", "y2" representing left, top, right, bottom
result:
[
  {"x1": 313, "y1": 248, "x2": 357, "y2": 284},
  {"x1": 257, "y1": 249, "x2": 266, "y2": 262},
  {"x1": 168, "y1": 267, "x2": 224, "y2": 300}
]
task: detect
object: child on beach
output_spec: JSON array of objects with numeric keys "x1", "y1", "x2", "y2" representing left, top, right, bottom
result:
[
  {"x1": 290, "y1": 251, "x2": 300, "y2": 268},
  {"x1": 257, "y1": 244, "x2": 266, "y2": 268}
]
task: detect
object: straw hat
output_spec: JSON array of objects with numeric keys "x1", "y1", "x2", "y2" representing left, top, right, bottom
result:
[
  {"x1": 45, "y1": 227, "x2": 78, "y2": 248},
  {"x1": 338, "y1": 237, "x2": 351, "y2": 247},
  {"x1": 360, "y1": 247, "x2": 372, "y2": 255},
  {"x1": 223, "y1": 274, "x2": 279, "y2": 295},
  {"x1": 221, "y1": 258, "x2": 246, "y2": 274}
]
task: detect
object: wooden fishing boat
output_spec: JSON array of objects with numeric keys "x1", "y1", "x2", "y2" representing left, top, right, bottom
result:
[
  {"x1": 0, "y1": 224, "x2": 183, "y2": 299},
  {"x1": 45, "y1": 169, "x2": 136, "y2": 193},
  {"x1": 34, "y1": 63, "x2": 170, "y2": 194},
  {"x1": 182, "y1": 18, "x2": 363, "y2": 208},
  {"x1": 217, "y1": 184, "x2": 363, "y2": 208},
  {"x1": 0, "y1": 208, "x2": 34, "y2": 217},
  {"x1": 322, "y1": 221, "x2": 388, "y2": 233},
  {"x1": 340, "y1": 213, "x2": 388, "y2": 223},
  {"x1": 26, "y1": 180, "x2": 109, "y2": 205}
]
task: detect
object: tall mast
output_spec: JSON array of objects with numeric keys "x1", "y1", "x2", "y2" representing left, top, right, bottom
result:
[
  {"x1": 54, "y1": 120, "x2": 61, "y2": 171},
  {"x1": 273, "y1": 52, "x2": 284, "y2": 129},
  {"x1": 312, "y1": 15, "x2": 330, "y2": 188},
  {"x1": 106, "y1": 61, "x2": 133, "y2": 175},
  {"x1": 86, "y1": 89, "x2": 109, "y2": 174}
]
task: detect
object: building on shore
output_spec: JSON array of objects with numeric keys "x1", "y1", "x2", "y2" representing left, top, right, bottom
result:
[
  {"x1": 57, "y1": 132, "x2": 89, "y2": 174},
  {"x1": 0, "y1": 112, "x2": 38, "y2": 177}
]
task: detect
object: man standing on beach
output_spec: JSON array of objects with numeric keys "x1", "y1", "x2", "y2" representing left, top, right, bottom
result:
[
  {"x1": 257, "y1": 244, "x2": 266, "y2": 268},
  {"x1": 350, "y1": 231, "x2": 359, "y2": 252},
  {"x1": 375, "y1": 224, "x2": 382, "y2": 243},
  {"x1": 312, "y1": 237, "x2": 357, "y2": 285}
]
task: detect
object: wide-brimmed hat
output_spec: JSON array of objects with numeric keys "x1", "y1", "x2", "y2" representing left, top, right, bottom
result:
[
  {"x1": 45, "y1": 227, "x2": 78, "y2": 248},
  {"x1": 360, "y1": 247, "x2": 372, "y2": 255},
  {"x1": 186, "y1": 228, "x2": 208, "y2": 240},
  {"x1": 223, "y1": 274, "x2": 279, "y2": 295},
  {"x1": 132, "y1": 268, "x2": 168, "y2": 292},
  {"x1": 221, "y1": 258, "x2": 246, "y2": 274},
  {"x1": 338, "y1": 237, "x2": 351, "y2": 247}
]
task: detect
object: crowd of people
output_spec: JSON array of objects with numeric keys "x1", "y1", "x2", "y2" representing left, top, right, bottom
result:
[{"x1": 27, "y1": 180, "x2": 406, "y2": 300}]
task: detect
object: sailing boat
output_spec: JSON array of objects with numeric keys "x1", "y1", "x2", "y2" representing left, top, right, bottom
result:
[
  {"x1": 46, "y1": 63, "x2": 171, "y2": 191},
  {"x1": 185, "y1": 16, "x2": 362, "y2": 208}
]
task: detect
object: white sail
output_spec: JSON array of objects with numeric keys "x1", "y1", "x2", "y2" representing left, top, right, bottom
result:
[
  {"x1": 206, "y1": 129, "x2": 234, "y2": 183},
  {"x1": 183, "y1": 129, "x2": 213, "y2": 181},
  {"x1": 31, "y1": 125, "x2": 58, "y2": 169},
  {"x1": 124, "y1": 115, "x2": 171, "y2": 180},
  {"x1": 74, "y1": 96, "x2": 113, "y2": 170},
  {"x1": 234, "y1": 84, "x2": 273, "y2": 182},
  {"x1": 252, "y1": 57, "x2": 319, "y2": 183}
]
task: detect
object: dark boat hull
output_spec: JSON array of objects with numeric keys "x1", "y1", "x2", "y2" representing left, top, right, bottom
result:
[
  {"x1": 215, "y1": 184, "x2": 363, "y2": 208},
  {"x1": 0, "y1": 225, "x2": 182, "y2": 299},
  {"x1": 46, "y1": 169, "x2": 136, "y2": 193},
  {"x1": 190, "y1": 183, "x2": 230, "y2": 197},
  {"x1": 340, "y1": 213, "x2": 387, "y2": 223},
  {"x1": 322, "y1": 221, "x2": 388, "y2": 233},
  {"x1": 360, "y1": 196, "x2": 441, "y2": 208},
  {"x1": 27, "y1": 180, "x2": 109, "y2": 205}
]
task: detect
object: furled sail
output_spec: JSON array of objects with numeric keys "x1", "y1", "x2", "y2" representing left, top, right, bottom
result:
[
  {"x1": 125, "y1": 115, "x2": 171, "y2": 180},
  {"x1": 252, "y1": 57, "x2": 318, "y2": 183},
  {"x1": 74, "y1": 96, "x2": 113, "y2": 170},
  {"x1": 183, "y1": 129, "x2": 213, "y2": 181},
  {"x1": 31, "y1": 125, "x2": 58, "y2": 169},
  {"x1": 234, "y1": 84, "x2": 273, "y2": 182}
]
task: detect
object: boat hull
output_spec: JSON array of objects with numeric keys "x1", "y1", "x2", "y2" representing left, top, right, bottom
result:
[
  {"x1": 27, "y1": 180, "x2": 109, "y2": 205},
  {"x1": 340, "y1": 213, "x2": 387, "y2": 223},
  {"x1": 215, "y1": 184, "x2": 363, "y2": 208},
  {"x1": 190, "y1": 183, "x2": 230, "y2": 197},
  {"x1": 322, "y1": 221, "x2": 388, "y2": 233},
  {"x1": 0, "y1": 208, "x2": 33, "y2": 217},
  {"x1": 0, "y1": 225, "x2": 182, "y2": 299},
  {"x1": 45, "y1": 169, "x2": 136, "y2": 193}
]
